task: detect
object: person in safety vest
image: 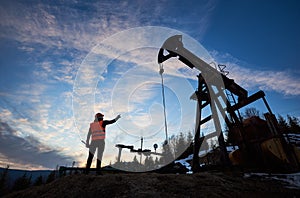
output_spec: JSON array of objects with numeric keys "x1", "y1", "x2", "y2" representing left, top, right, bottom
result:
[{"x1": 85, "y1": 112, "x2": 121, "y2": 174}]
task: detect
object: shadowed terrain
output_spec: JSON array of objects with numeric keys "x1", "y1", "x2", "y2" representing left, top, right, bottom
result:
[{"x1": 4, "y1": 171, "x2": 300, "y2": 198}]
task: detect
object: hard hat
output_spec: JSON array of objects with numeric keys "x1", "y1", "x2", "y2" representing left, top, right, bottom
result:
[{"x1": 95, "y1": 113, "x2": 104, "y2": 118}]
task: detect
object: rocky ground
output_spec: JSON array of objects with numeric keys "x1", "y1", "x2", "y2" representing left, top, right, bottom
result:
[{"x1": 4, "y1": 171, "x2": 300, "y2": 198}]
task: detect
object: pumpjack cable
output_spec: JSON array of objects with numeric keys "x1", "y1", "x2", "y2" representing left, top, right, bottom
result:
[{"x1": 159, "y1": 63, "x2": 168, "y2": 145}]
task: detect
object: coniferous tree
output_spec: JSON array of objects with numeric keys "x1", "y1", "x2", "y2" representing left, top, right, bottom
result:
[
  {"x1": 12, "y1": 173, "x2": 31, "y2": 191},
  {"x1": 131, "y1": 155, "x2": 140, "y2": 172},
  {"x1": 186, "y1": 131, "x2": 194, "y2": 145},
  {"x1": 34, "y1": 175, "x2": 44, "y2": 186},
  {"x1": 169, "y1": 135, "x2": 177, "y2": 158},
  {"x1": 149, "y1": 156, "x2": 155, "y2": 169},
  {"x1": 132, "y1": 155, "x2": 139, "y2": 164},
  {"x1": 0, "y1": 165, "x2": 9, "y2": 195},
  {"x1": 224, "y1": 124, "x2": 238, "y2": 146},
  {"x1": 243, "y1": 107, "x2": 260, "y2": 118},
  {"x1": 287, "y1": 115, "x2": 300, "y2": 134},
  {"x1": 46, "y1": 171, "x2": 56, "y2": 184},
  {"x1": 144, "y1": 156, "x2": 155, "y2": 170},
  {"x1": 154, "y1": 157, "x2": 159, "y2": 168},
  {"x1": 174, "y1": 132, "x2": 187, "y2": 158},
  {"x1": 277, "y1": 115, "x2": 289, "y2": 133},
  {"x1": 160, "y1": 141, "x2": 174, "y2": 165}
]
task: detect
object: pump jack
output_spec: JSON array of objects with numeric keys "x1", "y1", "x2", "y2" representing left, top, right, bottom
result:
[{"x1": 158, "y1": 35, "x2": 299, "y2": 172}]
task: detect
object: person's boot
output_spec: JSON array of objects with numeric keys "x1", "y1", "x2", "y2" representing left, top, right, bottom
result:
[{"x1": 96, "y1": 159, "x2": 102, "y2": 175}]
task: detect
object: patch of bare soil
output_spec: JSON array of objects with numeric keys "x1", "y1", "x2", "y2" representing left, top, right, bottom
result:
[{"x1": 4, "y1": 171, "x2": 300, "y2": 198}]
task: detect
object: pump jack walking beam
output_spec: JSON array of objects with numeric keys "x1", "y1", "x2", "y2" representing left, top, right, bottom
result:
[{"x1": 158, "y1": 35, "x2": 248, "y2": 101}]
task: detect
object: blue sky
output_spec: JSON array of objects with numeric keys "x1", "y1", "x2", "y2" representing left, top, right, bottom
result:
[{"x1": 0, "y1": 0, "x2": 299, "y2": 170}]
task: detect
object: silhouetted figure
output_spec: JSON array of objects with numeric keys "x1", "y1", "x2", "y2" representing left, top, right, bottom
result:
[{"x1": 85, "y1": 112, "x2": 121, "y2": 175}]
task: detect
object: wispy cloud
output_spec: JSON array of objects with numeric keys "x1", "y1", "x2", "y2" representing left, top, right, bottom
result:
[
  {"x1": 230, "y1": 65, "x2": 300, "y2": 96},
  {"x1": 211, "y1": 51, "x2": 300, "y2": 96},
  {"x1": 0, "y1": 1, "x2": 165, "y2": 53},
  {"x1": 0, "y1": 120, "x2": 75, "y2": 169},
  {"x1": 0, "y1": 0, "x2": 217, "y2": 62}
]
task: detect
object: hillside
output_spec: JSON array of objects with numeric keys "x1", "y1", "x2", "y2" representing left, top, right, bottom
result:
[
  {"x1": 0, "y1": 168, "x2": 52, "y2": 188},
  {"x1": 4, "y1": 171, "x2": 300, "y2": 198}
]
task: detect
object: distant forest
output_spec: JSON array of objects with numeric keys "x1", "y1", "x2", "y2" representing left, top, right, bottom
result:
[
  {"x1": 0, "y1": 166, "x2": 56, "y2": 195},
  {"x1": 242, "y1": 107, "x2": 300, "y2": 134}
]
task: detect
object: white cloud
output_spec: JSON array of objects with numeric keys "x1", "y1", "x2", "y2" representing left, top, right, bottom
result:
[
  {"x1": 0, "y1": 109, "x2": 12, "y2": 120},
  {"x1": 17, "y1": 46, "x2": 35, "y2": 52},
  {"x1": 211, "y1": 51, "x2": 300, "y2": 96},
  {"x1": 0, "y1": 1, "x2": 167, "y2": 53},
  {"x1": 232, "y1": 66, "x2": 300, "y2": 95}
]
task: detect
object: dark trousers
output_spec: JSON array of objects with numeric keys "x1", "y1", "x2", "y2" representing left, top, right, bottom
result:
[{"x1": 86, "y1": 140, "x2": 105, "y2": 174}]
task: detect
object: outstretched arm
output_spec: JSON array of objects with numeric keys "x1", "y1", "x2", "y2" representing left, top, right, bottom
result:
[{"x1": 104, "y1": 114, "x2": 121, "y2": 125}]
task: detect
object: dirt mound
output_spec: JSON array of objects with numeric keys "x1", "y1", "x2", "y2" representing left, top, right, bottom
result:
[{"x1": 4, "y1": 171, "x2": 300, "y2": 198}]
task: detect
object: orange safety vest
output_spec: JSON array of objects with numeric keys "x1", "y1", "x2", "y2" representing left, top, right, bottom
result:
[{"x1": 90, "y1": 121, "x2": 105, "y2": 141}]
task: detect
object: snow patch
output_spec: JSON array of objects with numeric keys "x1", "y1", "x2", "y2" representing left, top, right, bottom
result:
[
  {"x1": 244, "y1": 172, "x2": 300, "y2": 189},
  {"x1": 175, "y1": 154, "x2": 193, "y2": 173}
]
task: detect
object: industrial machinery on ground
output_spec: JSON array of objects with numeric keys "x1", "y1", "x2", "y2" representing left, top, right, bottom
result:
[{"x1": 157, "y1": 35, "x2": 300, "y2": 173}]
